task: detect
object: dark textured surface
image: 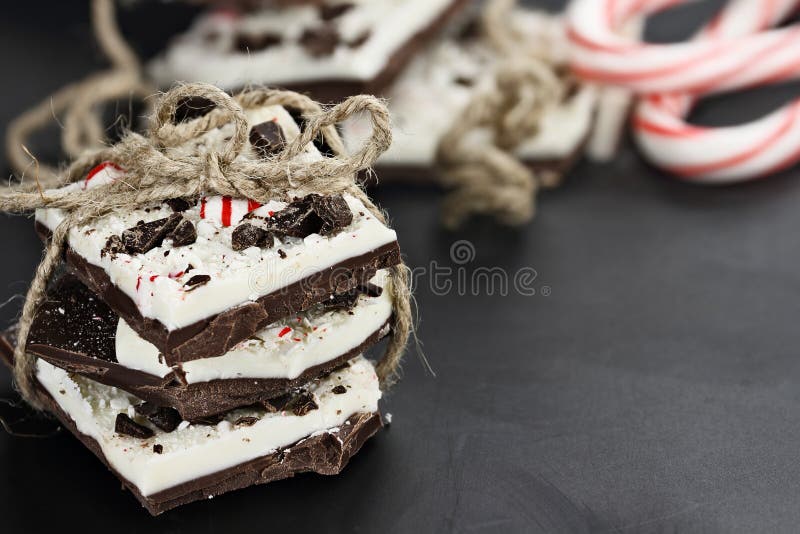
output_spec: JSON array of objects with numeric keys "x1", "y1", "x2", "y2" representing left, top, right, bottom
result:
[{"x1": 3, "y1": 0, "x2": 800, "y2": 532}]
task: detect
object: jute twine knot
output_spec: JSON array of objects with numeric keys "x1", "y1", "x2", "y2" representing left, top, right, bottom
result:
[
  {"x1": 436, "y1": 0, "x2": 567, "y2": 228},
  {"x1": 0, "y1": 82, "x2": 410, "y2": 410},
  {"x1": 5, "y1": 0, "x2": 156, "y2": 189}
]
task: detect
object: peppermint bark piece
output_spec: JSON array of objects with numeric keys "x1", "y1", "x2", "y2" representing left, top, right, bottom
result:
[
  {"x1": 34, "y1": 104, "x2": 401, "y2": 365},
  {"x1": 341, "y1": 11, "x2": 597, "y2": 184},
  {"x1": 0, "y1": 339, "x2": 382, "y2": 516},
  {"x1": 24, "y1": 271, "x2": 393, "y2": 421},
  {"x1": 149, "y1": 0, "x2": 470, "y2": 102}
]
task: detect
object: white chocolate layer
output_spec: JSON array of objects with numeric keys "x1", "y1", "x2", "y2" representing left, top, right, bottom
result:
[
  {"x1": 115, "y1": 270, "x2": 393, "y2": 383},
  {"x1": 149, "y1": 0, "x2": 455, "y2": 90},
  {"x1": 35, "y1": 105, "x2": 397, "y2": 332},
  {"x1": 341, "y1": 11, "x2": 596, "y2": 169},
  {"x1": 36, "y1": 355, "x2": 381, "y2": 497}
]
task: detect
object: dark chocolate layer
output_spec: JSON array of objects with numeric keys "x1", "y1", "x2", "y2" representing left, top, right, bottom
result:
[
  {"x1": 26, "y1": 273, "x2": 391, "y2": 421},
  {"x1": 37, "y1": 221, "x2": 400, "y2": 365},
  {"x1": 0, "y1": 333, "x2": 381, "y2": 516}
]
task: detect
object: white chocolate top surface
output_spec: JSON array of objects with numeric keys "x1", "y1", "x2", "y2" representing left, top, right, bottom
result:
[
  {"x1": 116, "y1": 270, "x2": 393, "y2": 382},
  {"x1": 149, "y1": 0, "x2": 455, "y2": 89},
  {"x1": 341, "y1": 11, "x2": 597, "y2": 168},
  {"x1": 36, "y1": 355, "x2": 381, "y2": 496},
  {"x1": 35, "y1": 105, "x2": 397, "y2": 331}
]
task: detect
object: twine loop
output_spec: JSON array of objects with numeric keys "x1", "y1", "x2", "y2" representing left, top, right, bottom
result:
[{"x1": 437, "y1": 0, "x2": 569, "y2": 228}]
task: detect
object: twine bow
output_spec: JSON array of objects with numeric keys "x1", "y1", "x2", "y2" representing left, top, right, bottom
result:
[
  {"x1": 1, "y1": 82, "x2": 411, "y2": 409},
  {"x1": 436, "y1": 0, "x2": 568, "y2": 228}
]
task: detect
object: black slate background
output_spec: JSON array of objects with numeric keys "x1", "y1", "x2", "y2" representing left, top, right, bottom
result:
[{"x1": 2, "y1": 1, "x2": 800, "y2": 532}]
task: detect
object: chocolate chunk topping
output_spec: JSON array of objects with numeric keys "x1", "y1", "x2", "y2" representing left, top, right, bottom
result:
[
  {"x1": 115, "y1": 413, "x2": 154, "y2": 439},
  {"x1": 278, "y1": 249, "x2": 287, "y2": 259},
  {"x1": 234, "y1": 416, "x2": 259, "y2": 427},
  {"x1": 311, "y1": 194, "x2": 353, "y2": 235},
  {"x1": 165, "y1": 198, "x2": 193, "y2": 212},
  {"x1": 299, "y1": 25, "x2": 340, "y2": 57},
  {"x1": 268, "y1": 198, "x2": 321, "y2": 238},
  {"x1": 332, "y1": 385, "x2": 347, "y2": 395},
  {"x1": 268, "y1": 194, "x2": 352, "y2": 239},
  {"x1": 153, "y1": 444, "x2": 163, "y2": 454},
  {"x1": 166, "y1": 217, "x2": 197, "y2": 247},
  {"x1": 135, "y1": 403, "x2": 182, "y2": 433},
  {"x1": 112, "y1": 213, "x2": 196, "y2": 256},
  {"x1": 319, "y1": 3, "x2": 353, "y2": 20},
  {"x1": 231, "y1": 223, "x2": 274, "y2": 251},
  {"x1": 101, "y1": 234, "x2": 126, "y2": 258},
  {"x1": 235, "y1": 32, "x2": 282, "y2": 53},
  {"x1": 174, "y1": 96, "x2": 215, "y2": 122},
  {"x1": 184, "y1": 274, "x2": 211, "y2": 291},
  {"x1": 290, "y1": 393, "x2": 319, "y2": 416},
  {"x1": 122, "y1": 214, "x2": 181, "y2": 254},
  {"x1": 249, "y1": 121, "x2": 286, "y2": 157}
]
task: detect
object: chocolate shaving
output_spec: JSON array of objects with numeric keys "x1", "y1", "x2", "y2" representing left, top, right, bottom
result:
[
  {"x1": 299, "y1": 25, "x2": 340, "y2": 57},
  {"x1": 174, "y1": 96, "x2": 215, "y2": 122},
  {"x1": 234, "y1": 416, "x2": 259, "y2": 427},
  {"x1": 319, "y1": 3, "x2": 353, "y2": 20},
  {"x1": 135, "y1": 403, "x2": 182, "y2": 433},
  {"x1": 331, "y1": 385, "x2": 347, "y2": 395},
  {"x1": 184, "y1": 274, "x2": 211, "y2": 291},
  {"x1": 153, "y1": 444, "x2": 163, "y2": 454},
  {"x1": 101, "y1": 234, "x2": 125, "y2": 258},
  {"x1": 278, "y1": 249, "x2": 287, "y2": 259},
  {"x1": 235, "y1": 32, "x2": 282, "y2": 53},
  {"x1": 115, "y1": 413, "x2": 154, "y2": 439},
  {"x1": 290, "y1": 393, "x2": 319, "y2": 416},
  {"x1": 249, "y1": 121, "x2": 286, "y2": 157}
]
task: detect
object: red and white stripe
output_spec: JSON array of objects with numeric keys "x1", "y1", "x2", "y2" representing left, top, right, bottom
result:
[
  {"x1": 567, "y1": 0, "x2": 800, "y2": 183},
  {"x1": 83, "y1": 161, "x2": 125, "y2": 190},
  {"x1": 199, "y1": 196, "x2": 262, "y2": 227}
]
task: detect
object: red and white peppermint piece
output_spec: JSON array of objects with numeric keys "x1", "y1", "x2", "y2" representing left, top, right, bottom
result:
[
  {"x1": 199, "y1": 196, "x2": 262, "y2": 227},
  {"x1": 83, "y1": 161, "x2": 124, "y2": 190}
]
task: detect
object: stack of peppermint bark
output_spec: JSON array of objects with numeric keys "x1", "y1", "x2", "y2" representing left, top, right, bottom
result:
[{"x1": 0, "y1": 101, "x2": 401, "y2": 514}]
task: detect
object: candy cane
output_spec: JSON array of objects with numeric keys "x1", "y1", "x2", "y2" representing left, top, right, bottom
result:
[
  {"x1": 200, "y1": 195, "x2": 262, "y2": 227},
  {"x1": 567, "y1": 0, "x2": 800, "y2": 183}
]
